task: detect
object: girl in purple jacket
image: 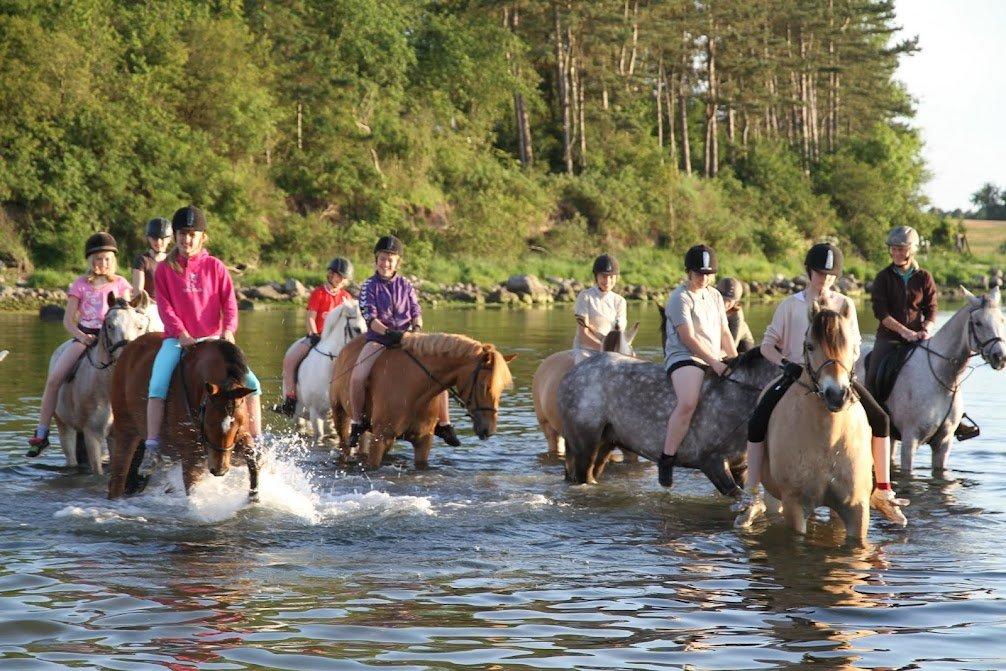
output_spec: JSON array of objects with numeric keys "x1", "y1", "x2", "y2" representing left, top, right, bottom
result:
[{"x1": 347, "y1": 236, "x2": 459, "y2": 448}]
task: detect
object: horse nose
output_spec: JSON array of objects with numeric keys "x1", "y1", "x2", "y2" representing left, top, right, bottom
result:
[
  {"x1": 210, "y1": 465, "x2": 229, "y2": 477},
  {"x1": 477, "y1": 428, "x2": 490, "y2": 440},
  {"x1": 823, "y1": 386, "x2": 846, "y2": 412}
]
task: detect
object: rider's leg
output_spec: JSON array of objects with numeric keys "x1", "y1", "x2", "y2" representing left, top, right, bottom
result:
[
  {"x1": 143, "y1": 338, "x2": 182, "y2": 469},
  {"x1": 733, "y1": 374, "x2": 793, "y2": 526},
  {"x1": 349, "y1": 341, "x2": 384, "y2": 446},
  {"x1": 658, "y1": 364, "x2": 705, "y2": 487},
  {"x1": 244, "y1": 369, "x2": 263, "y2": 442},
  {"x1": 865, "y1": 338, "x2": 898, "y2": 393},
  {"x1": 855, "y1": 379, "x2": 907, "y2": 525},
  {"x1": 281, "y1": 338, "x2": 312, "y2": 399},
  {"x1": 434, "y1": 390, "x2": 460, "y2": 446},
  {"x1": 27, "y1": 341, "x2": 87, "y2": 455}
]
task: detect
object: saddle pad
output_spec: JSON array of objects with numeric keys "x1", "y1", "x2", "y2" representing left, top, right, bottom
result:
[{"x1": 867, "y1": 343, "x2": 916, "y2": 406}]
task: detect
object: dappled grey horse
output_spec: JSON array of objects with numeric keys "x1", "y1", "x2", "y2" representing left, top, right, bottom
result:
[
  {"x1": 558, "y1": 350, "x2": 779, "y2": 492},
  {"x1": 856, "y1": 286, "x2": 1005, "y2": 475}
]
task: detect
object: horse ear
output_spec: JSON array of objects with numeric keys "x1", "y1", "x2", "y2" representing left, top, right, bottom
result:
[
  {"x1": 961, "y1": 285, "x2": 980, "y2": 305},
  {"x1": 205, "y1": 382, "x2": 220, "y2": 396},
  {"x1": 809, "y1": 300, "x2": 823, "y2": 318},
  {"x1": 225, "y1": 386, "x2": 254, "y2": 400},
  {"x1": 626, "y1": 322, "x2": 641, "y2": 344},
  {"x1": 838, "y1": 300, "x2": 852, "y2": 320},
  {"x1": 107, "y1": 291, "x2": 117, "y2": 309},
  {"x1": 989, "y1": 285, "x2": 1001, "y2": 307},
  {"x1": 503, "y1": 353, "x2": 518, "y2": 363},
  {"x1": 129, "y1": 290, "x2": 150, "y2": 311}
]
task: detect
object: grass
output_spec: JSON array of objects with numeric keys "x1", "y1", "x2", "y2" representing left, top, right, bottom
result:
[{"x1": 962, "y1": 219, "x2": 1006, "y2": 258}]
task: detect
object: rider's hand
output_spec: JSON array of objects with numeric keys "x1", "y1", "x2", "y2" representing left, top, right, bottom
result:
[
  {"x1": 711, "y1": 360, "x2": 728, "y2": 376},
  {"x1": 77, "y1": 332, "x2": 96, "y2": 345},
  {"x1": 385, "y1": 330, "x2": 404, "y2": 347},
  {"x1": 178, "y1": 334, "x2": 197, "y2": 348},
  {"x1": 918, "y1": 327, "x2": 932, "y2": 340},
  {"x1": 781, "y1": 359, "x2": 803, "y2": 379},
  {"x1": 222, "y1": 330, "x2": 236, "y2": 343}
]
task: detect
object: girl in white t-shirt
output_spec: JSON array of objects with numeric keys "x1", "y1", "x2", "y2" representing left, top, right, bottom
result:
[
  {"x1": 27, "y1": 233, "x2": 132, "y2": 456},
  {"x1": 573, "y1": 254, "x2": 627, "y2": 354}
]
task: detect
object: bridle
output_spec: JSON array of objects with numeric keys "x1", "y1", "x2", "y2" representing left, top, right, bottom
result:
[
  {"x1": 916, "y1": 302, "x2": 1004, "y2": 394},
  {"x1": 85, "y1": 303, "x2": 148, "y2": 370},
  {"x1": 799, "y1": 326, "x2": 857, "y2": 408},
  {"x1": 311, "y1": 310, "x2": 364, "y2": 360},
  {"x1": 401, "y1": 349, "x2": 498, "y2": 422},
  {"x1": 178, "y1": 350, "x2": 241, "y2": 456}
]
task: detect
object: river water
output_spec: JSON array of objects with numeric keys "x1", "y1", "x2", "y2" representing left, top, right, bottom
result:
[{"x1": 0, "y1": 301, "x2": 1004, "y2": 670}]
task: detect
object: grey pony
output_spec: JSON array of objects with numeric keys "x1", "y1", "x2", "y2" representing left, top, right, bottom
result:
[{"x1": 557, "y1": 349, "x2": 779, "y2": 492}]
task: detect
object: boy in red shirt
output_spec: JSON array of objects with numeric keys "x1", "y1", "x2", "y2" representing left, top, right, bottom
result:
[{"x1": 276, "y1": 258, "x2": 354, "y2": 416}]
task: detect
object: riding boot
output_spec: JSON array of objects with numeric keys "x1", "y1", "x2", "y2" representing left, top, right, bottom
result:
[
  {"x1": 434, "y1": 423, "x2": 461, "y2": 447},
  {"x1": 26, "y1": 428, "x2": 50, "y2": 458},
  {"x1": 272, "y1": 394, "x2": 297, "y2": 418},
  {"x1": 657, "y1": 453, "x2": 676, "y2": 487},
  {"x1": 348, "y1": 421, "x2": 369, "y2": 449}
]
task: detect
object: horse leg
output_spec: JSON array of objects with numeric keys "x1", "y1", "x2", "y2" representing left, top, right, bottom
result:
[
  {"x1": 412, "y1": 434, "x2": 433, "y2": 470},
  {"x1": 109, "y1": 432, "x2": 139, "y2": 499},
  {"x1": 364, "y1": 433, "x2": 388, "y2": 470},
  {"x1": 181, "y1": 451, "x2": 202, "y2": 494},
  {"x1": 898, "y1": 436, "x2": 920, "y2": 478},
  {"x1": 542, "y1": 422, "x2": 562, "y2": 456},
  {"x1": 591, "y1": 442, "x2": 616, "y2": 480},
  {"x1": 308, "y1": 406, "x2": 324, "y2": 449},
  {"x1": 333, "y1": 403, "x2": 353, "y2": 462},
  {"x1": 781, "y1": 495, "x2": 809, "y2": 535},
  {"x1": 620, "y1": 449, "x2": 638, "y2": 463},
  {"x1": 563, "y1": 426, "x2": 595, "y2": 484},
  {"x1": 930, "y1": 432, "x2": 954, "y2": 475},
  {"x1": 836, "y1": 501, "x2": 869, "y2": 543},
  {"x1": 83, "y1": 430, "x2": 104, "y2": 476},
  {"x1": 56, "y1": 419, "x2": 76, "y2": 468},
  {"x1": 701, "y1": 457, "x2": 742, "y2": 496},
  {"x1": 246, "y1": 444, "x2": 261, "y2": 503}
]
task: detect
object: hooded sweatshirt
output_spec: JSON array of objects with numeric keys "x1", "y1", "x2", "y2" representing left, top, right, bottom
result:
[{"x1": 154, "y1": 250, "x2": 237, "y2": 339}]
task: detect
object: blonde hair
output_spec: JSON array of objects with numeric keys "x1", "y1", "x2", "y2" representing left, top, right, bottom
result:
[
  {"x1": 167, "y1": 231, "x2": 209, "y2": 274},
  {"x1": 86, "y1": 252, "x2": 118, "y2": 284}
]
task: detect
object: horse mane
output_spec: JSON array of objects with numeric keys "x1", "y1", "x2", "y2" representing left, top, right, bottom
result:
[
  {"x1": 213, "y1": 340, "x2": 249, "y2": 386},
  {"x1": 601, "y1": 327, "x2": 621, "y2": 352},
  {"x1": 810, "y1": 308, "x2": 849, "y2": 361},
  {"x1": 403, "y1": 332, "x2": 514, "y2": 393}
]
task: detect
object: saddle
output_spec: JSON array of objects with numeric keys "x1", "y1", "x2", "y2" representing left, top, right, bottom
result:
[{"x1": 865, "y1": 343, "x2": 916, "y2": 406}]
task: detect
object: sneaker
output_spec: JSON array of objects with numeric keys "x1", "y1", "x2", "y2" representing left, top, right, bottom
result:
[
  {"x1": 434, "y1": 423, "x2": 461, "y2": 447},
  {"x1": 348, "y1": 422, "x2": 367, "y2": 449},
  {"x1": 733, "y1": 489, "x2": 766, "y2": 528},
  {"x1": 870, "y1": 488, "x2": 909, "y2": 526},
  {"x1": 657, "y1": 453, "x2": 675, "y2": 487},
  {"x1": 139, "y1": 441, "x2": 162, "y2": 475},
  {"x1": 271, "y1": 395, "x2": 297, "y2": 417},
  {"x1": 26, "y1": 432, "x2": 50, "y2": 458}
]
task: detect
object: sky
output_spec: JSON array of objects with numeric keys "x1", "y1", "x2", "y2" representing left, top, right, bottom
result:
[{"x1": 895, "y1": 0, "x2": 1006, "y2": 211}]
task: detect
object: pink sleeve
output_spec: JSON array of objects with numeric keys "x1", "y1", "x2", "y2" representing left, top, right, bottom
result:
[
  {"x1": 154, "y1": 264, "x2": 186, "y2": 337},
  {"x1": 218, "y1": 260, "x2": 238, "y2": 334},
  {"x1": 67, "y1": 277, "x2": 86, "y2": 300}
]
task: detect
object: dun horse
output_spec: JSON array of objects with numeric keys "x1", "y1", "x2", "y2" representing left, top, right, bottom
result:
[
  {"x1": 283, "y1": 301, "x2": 366, "y2": 446},
  {"x1": 330, "y1": 332, "x2": 515, "y2": 469},
  {"x1": 760, "y1": 302, "x2": 874, "y2": 541},
  {"x1": 108, "y1": 334, "x2": 257, "y2": 499},
  {"x1": 856, "y1": 286, "x2": 1006, "y2": 475},
  {"x1": 532, "y1": 322, "x2": 639, "y2": 456},
  {"x1": 50, "y1": 291, "x2": 155, "y2": 473}
]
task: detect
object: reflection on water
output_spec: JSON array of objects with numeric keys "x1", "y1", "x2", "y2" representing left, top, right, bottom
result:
[{"x1": 0, "y1": 302, "x2": 1004, "y2": 670}]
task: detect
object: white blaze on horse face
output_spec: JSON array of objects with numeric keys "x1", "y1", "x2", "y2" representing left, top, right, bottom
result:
[{"x1": 221, "y1": 415, "x2": 234, "y2": 434}]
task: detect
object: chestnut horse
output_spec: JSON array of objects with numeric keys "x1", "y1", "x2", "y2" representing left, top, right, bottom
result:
[
  {"x1": 108, "y1": 333, "x2": 257, "y2": 499},
  {"x1": 330, "y1": 332, "x2": 515, "y2": 469},
  {"x1": 761, "y1": 302, "x2": 874, "y2": 541}
]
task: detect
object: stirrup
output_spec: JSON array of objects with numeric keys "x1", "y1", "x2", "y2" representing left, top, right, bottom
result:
[{"x1": 954, "y1": 413, "x2": 980, "y2": 442}]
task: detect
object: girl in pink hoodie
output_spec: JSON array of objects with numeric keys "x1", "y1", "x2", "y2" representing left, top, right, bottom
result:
[{"x1": 141, "y1": 206, "x2": 262, "y2": 473}]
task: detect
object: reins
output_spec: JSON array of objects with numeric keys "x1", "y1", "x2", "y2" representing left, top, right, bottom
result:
[
  {"x1": 400, "y1": 348, "x2": 498, "y2": 421},
  {"x1": 310, "y1": 315, "x2": 363, "y2": 360},
  {"x1": 178, "y1": 346, "x2": 239, "y2": 455}
]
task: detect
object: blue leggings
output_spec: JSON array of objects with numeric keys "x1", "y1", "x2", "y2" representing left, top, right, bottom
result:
[{"x1": 149, "y1": 338, "x2": 261, "y2": 399}]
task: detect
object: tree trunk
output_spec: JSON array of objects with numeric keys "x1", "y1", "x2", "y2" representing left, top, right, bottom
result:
[
  {"x1": 577, "y1": 67, "x2": 586, "y2": 167},
  {"x1": 656, "y1": 55, "x2": 665, "y2": 154},
  {"x1": 665, "y1": 68, "x2": 677, "y2": 165},
  {"x1": 554, "y1": 3, "x2": 573, "y2": 174},
  {"x1": 704, "y1": 35, "x2": 718, "y2": 178},
  {"x1": 679, "y1": 39, "x2": 692, "y2": 176},
  {"x1": 505, "y1": 5, "x2": 532, "y2": 167},
  {"x1": 296, "y1": 102, "x2": 303, "y2": 151}
]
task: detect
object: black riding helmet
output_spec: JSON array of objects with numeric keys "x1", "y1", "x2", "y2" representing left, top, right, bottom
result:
[
  {"x1": 805, "y1": 242, "x2": 843, "y2": 276},
  {"x1": 171, "y1": 205, "x2": 207, "y2": 232},
  {"x1": 327, "y1": 257, "x2": 354, "y2": 279},
  {"x1": 374, "y1": 235, "x2": 404, "y2": 256},
  {"x1": 592, "y1": 253, "x2": 620, "y2": 276},
  {"x1": 684, "y1": 244, "x2": 717, "y2": 275},
  {"x1": 84, "y1": 232, "x2": 118, "y2": 258},
  {"x1": 145, "y1": 217, "x2": 172, "y2": 239}
]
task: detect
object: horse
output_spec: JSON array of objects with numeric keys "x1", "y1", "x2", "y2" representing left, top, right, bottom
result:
[
  {"x1": 330, "y1": 332, "x2": 515, "y2": 469},
  {"x1": 49, "y1": 291, "x2": 155, "y2": 473},
  {"x1": 283, "y1": 301, "x2": 365, "y2": 446},
  {"x1": 557, "y1": 348, "x2": 779, "y2": 490},
  {"x1": 108, "y1": 334, "x2": 256, "y2": 499},
  {"x1": 760, "y1": 301, "x2": 874, "y2": 541},
  {"x1": 532, "y1": 322, "x2": 639, "y2": 456},
  {"x1": 856, "y1": 286, "x2": 1006, "y2": 475}
]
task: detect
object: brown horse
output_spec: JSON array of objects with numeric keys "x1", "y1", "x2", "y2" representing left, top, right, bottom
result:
[
  {"x1": 108, "y1": 333, "x2": 257, "y2": 499},
  {"x1": 761, "y1": 302, "x2": 874, "y2": 541},
  {"x1": 330, "y1": 332, "x2": 515, "y2": 469}
]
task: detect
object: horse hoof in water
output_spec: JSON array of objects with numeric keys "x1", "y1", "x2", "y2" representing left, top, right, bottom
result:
[{"x1": 248, "y1": 490, "x2": 260, "y2": 503}]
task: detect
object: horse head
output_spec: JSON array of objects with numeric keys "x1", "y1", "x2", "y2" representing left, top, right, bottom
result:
[
  {"x1": 201, "y1": 382, "x2": 255, "y2": 476},
  {"x1": 461, "y1": 345, "x2": 516, "y2": 440},
  {"x1": 601, "y1": 322, "x2": 640, "y2": 356},
  {"x1": 962, "y1": 286, "x2": 1006, "y2": 370},
  {"x1": 102, "y1": 290, "x2": 154, "y2": 362},
  {"x1": 806, "y1": 300, "x2": 857, "y2": 412},
  {"x1": 322, "y1": 300, "x2": 366, "y2": 348}
]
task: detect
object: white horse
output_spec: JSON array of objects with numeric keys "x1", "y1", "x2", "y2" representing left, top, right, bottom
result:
[
  {"x1": 284, "y1": 301, "x2": 366, "y2": 446},
  {"x1": 50, "y1": 291, "x2": 157, "y2": 473},
  {"x1": 857, "y1": 286, "x2": 1006, "y2": 475}
]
